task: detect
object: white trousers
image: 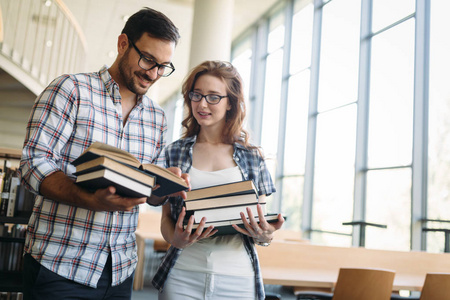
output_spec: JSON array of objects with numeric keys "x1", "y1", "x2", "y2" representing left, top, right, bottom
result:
[{"x1": 159, "y1": 268, "x2": 256, "y2": 300}]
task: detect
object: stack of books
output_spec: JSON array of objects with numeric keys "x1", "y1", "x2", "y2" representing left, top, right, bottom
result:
[
  {"x1": 183, "y1": 180, "x2": 280, "y2": 235},
  {"x1": 72, "y1": 142, "x2": 189, "y2": 197}
]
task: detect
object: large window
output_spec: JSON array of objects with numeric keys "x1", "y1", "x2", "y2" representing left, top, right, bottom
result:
[
  {"x1": 229, "y1": 0, "x2": 443, "y2": 252},
  {"x1": 427, "y1": 0, "x2": 450, "y2": 253}
]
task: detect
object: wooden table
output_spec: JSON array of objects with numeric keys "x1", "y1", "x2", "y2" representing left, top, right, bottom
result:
[{"x1": 257, "y1": 241, "x2": 450, "y2": 292}]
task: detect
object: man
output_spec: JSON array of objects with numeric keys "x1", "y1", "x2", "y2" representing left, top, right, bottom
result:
[{"x1": 18, "y1": 7, "x2": 185, "y2": 299}]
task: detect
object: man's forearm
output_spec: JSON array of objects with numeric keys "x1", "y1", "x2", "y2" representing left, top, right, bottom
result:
[{"x1": 39, "y1": 171, "x2": 92, "y2": 209}]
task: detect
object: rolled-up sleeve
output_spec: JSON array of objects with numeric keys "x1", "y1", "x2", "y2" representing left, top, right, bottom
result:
[{"x1": 18, "y1": 75, "x2": 79, "y2": 194}]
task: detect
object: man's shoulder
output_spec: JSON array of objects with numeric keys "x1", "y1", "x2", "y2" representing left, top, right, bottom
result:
[{"x1": 52, "y1": 70, "x2": 100, "y2": 86}]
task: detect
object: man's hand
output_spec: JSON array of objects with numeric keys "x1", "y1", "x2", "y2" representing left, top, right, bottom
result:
[{"x1": 90, "y1": 186, "x2": 147, "y2": 211}]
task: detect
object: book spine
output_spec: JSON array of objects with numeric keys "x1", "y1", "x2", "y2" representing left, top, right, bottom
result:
[
  {"x1": 193, "y1": 203, "x2": 265, "y2": 223},
  {"x1": 186, "y1": 201, "x2": 259, "y2": 212},
  {"x1": 0, "y1": 170, "x2": 12, "y2": 216},
  {"x1": 6, "y1": 176, "x2": 20, "y2": 217}
]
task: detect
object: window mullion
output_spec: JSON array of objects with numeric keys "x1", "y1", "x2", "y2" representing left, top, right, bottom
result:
[{"x1": 352, "y1": 0, "x2": 373, "y2": 247}]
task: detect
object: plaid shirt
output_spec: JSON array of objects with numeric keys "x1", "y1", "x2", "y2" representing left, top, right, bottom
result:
[
  {"x1": 152, "y1": 135, "x2": 276, "y2": 300},
  {"x1": 18, "y1": 66, "x2": 167, "y2": 288}
]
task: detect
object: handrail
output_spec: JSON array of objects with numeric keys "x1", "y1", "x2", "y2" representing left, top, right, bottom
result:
[
  {"x1": 0, "y1": 4, "x2": 3, "y2": 42},
  {"x1": 54, "y1": 0, "x2": 87, "y2": 52},
  {"x1": 0, "y1": 0, "x2": 87, "y2": 92}
]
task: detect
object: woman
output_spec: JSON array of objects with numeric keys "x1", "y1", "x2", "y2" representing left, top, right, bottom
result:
[{"x1": 152, "y1": 60, "x2": 284, "y2": 300}]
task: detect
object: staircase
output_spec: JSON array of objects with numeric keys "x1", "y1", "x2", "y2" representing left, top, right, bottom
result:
[{"x1": 0, "y1": 0, "x2": 87, "y2": 149}]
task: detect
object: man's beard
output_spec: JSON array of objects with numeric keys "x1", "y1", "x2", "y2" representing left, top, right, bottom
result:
[{"x1": 118, "y1": 52, "x2": 154, "y2": 96}]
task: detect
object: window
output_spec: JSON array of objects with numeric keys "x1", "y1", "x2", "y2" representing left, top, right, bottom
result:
[
  {"x1": 427, "y1": 0, "x2": 450, "y2": 253},
  {"x1": 224, "y1": 0, "x2": 441, "y2": 252}
]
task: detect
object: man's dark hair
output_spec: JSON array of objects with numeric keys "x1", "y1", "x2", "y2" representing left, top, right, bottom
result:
[{"x1": 122, "y1": 7, "x2": 180, "y2": 45}]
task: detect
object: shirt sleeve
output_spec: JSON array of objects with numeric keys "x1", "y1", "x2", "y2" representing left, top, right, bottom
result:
[
  {"x1": 256, "y1": 153, "x2": 276, "y2": 196},
  {"x1": 18, "y1": 75, "x2": 79, "y2": 194}
]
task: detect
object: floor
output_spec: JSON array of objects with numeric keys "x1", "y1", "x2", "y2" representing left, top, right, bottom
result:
[
  {"x1": 131, "y1": 285, "x2": 297, "y2": 300},
  {"x1": 131, "y1": 286, "x2": 159, "y2": 300}
]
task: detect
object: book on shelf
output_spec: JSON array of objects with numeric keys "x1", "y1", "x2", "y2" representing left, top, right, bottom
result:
[
  {"x1": 188, "y1": 213, "x2": 282, "y2": 236},
  {"x1": 185, "y1": 180, "x2": 257, "y2": 202},
  {"x1": 72, "y1": 142, "x2": 189, "y2": 197},
  {"x1": 0, "y1": 168, "x2": 13, "y2": 216},
  {"x1": 6, "y1": 174, "x2": 20, "y2": 217},
  {"x1": 14, "y1": 184, "x2": 35, "y2": 218},
  {"x1": 75, "y1": 168, "x2": 153, "y2": 198}
]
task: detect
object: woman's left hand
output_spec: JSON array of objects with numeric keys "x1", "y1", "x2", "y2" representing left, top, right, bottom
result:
[{"x1": 231, "y1": 203, "x2": 285, "y2": 244}]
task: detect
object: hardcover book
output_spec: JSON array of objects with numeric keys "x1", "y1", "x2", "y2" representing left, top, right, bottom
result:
[
  {"x1": 184, "y1": 192, "x2": 258, "y2": 211},
  {"x1": 72, "y1": 142, "x2": 189, "y2": 197},
  {"x1": 188, "y1": 213, "x2": 282, "y2": 236},
  {"x1": 187, "y1": 202, "x2": 266, "y2": 223},
  {"x1": 185, "y1": 180, "x2": 257, "y2": 202},
  {"x1": 75, "y1": 168, "x2": 153, "y2": 198},
  {"x1": 74, "y1": 156, "x2": 156, "y2": 187}
]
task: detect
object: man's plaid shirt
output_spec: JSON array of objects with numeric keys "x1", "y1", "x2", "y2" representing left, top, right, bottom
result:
[
  {"x1": 151, "y1": 135, "x2": 276, "y2": 300},
  {"x1": 18, "y1": 66, "x2": 167, "y2": 288}
]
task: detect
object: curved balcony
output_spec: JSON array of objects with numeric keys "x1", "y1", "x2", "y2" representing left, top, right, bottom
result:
[{"x1": 0, "y1": 0, "x2": 87, "y2": 94}]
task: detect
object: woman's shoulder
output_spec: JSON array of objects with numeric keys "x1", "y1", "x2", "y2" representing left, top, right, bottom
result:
[
  {"x1": 234, "y1": 142, "x2": 265, "y2": 159},
  {"x1": 167, "y1": 136, "x2": 196, "y2": 150}
]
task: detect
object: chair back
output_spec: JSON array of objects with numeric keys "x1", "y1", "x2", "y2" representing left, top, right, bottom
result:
[
  {"x1": 332, "y1": 268, "x2": 395, "y2": 300},
  {"x1": 420, "y1": 273, "x2": 450, "y2": 300}
]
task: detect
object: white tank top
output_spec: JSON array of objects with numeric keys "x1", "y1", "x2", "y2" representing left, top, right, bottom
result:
[{"x1": 173, "y1": 166, "x2": 254, "y2": 276}]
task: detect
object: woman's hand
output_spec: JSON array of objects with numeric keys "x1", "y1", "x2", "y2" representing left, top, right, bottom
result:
[
  {"x1": 232, "y1": 203, "x2": 285, "y2": 244},
  {"x1": 170, "y1": 207, "x2": 217, "y2": 249}
]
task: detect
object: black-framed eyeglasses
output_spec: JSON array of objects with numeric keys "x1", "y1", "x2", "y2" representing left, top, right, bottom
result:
[
  {"x1": 129, "y1": 41, "x2": 175, "y2": 77},
  {"x1": 188, "y1": 91, "x2": 228, "y2": 105}
]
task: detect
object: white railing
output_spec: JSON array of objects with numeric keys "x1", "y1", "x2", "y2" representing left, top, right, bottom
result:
[{"x1": 0, "y1": 0, "x2": 87, "y2": 92}]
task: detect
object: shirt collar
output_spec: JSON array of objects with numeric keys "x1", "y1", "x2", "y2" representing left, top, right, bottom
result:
[
  {"x1": 99, "y1": 65, "x2": 144, "y2": 107},
  {"x1": 99, "y1": 65, "x2": 115, "y2": 95},
  {"x1": 183, "y1": 135, "x2": 247, "y2": 150}
]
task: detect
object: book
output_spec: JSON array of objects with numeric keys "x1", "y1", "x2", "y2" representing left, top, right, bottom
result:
[
  {"x1": 187, "y1": 203, "x2": 266, "y2": 223},
  {"x1": 185, "y1": 180, "x2": 257, "y2": 202},
  {"x1": 75, "y1": 168, "x2": 153, "y2": 198},
  {"x1": 188, "y1": 213, "x2": 282, "y2": 236},
  {"x1": 14, "y1": 184, "x2": 35, "y2": 218},
  {"x1": 74, "y1": 156, "x2": 156, "y2": 187},
  {"x1": 72, "y1": 142, "x2": 189, "y2": 197},
  {"x1": 0, "y1": 168, "x2": 12, "y2": 216},
  {"x1": 6, "y1": 174, "x2": 20, "y2": 217},
  {"x1": 184, "y1": 192, "x2": 259, "y2": 211}
]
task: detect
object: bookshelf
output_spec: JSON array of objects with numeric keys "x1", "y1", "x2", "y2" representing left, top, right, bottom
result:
[
  {"x1": 0, "y1": 216, "x2": 28, "y2": 293},
  {"x1": 0, "y1": 148, "x2": 30, "y2": 295}
]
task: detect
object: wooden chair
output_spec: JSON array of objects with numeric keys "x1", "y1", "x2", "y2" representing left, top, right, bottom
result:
[
  {"x1": 297, "y1": 268, "x2": 395, "y2": 300},
  {"x1": 391, "y1": 272, "x2": 450, "y2": 300},
  {"x1": 419, "y1": 273, "x2": 450, "y2": 300}
]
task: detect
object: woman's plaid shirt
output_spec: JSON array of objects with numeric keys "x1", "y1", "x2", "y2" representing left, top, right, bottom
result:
[{"x1": 152, "y1": 135, "x2": 276, "y2": 300}]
